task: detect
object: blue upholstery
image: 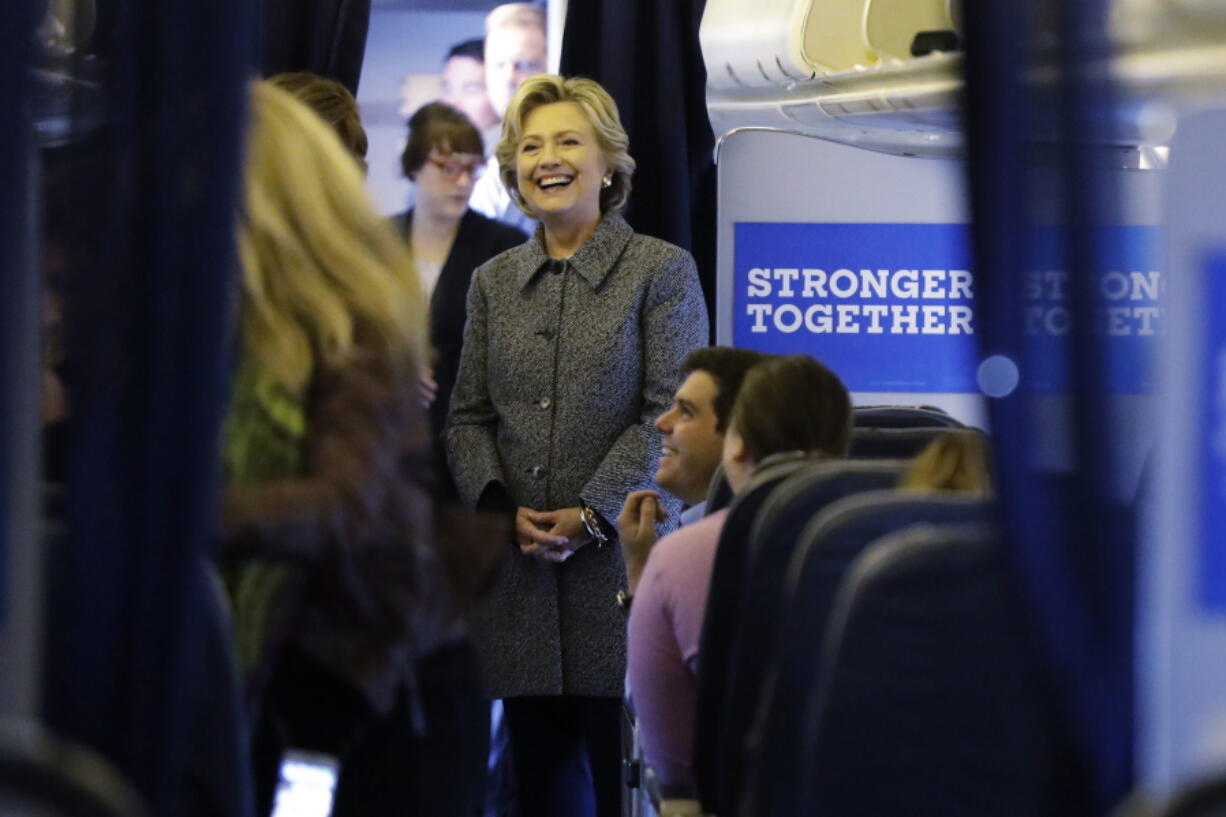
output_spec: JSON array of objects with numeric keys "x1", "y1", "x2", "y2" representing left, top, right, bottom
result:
[
  {"x1": 715, "y1": 460, "x2": 907, "y2": 814},
  {"x1": 181, "y1": 565, "x2": 255, "y2": 817},
  {"x1": 852, "y1": 405, "x2": 967, "y2": 429},
  {"x1": 849, "y1": 427, "x2": 970, "y2": 459},
  {"x1": 739, "y1": 492, "x2": 995, "y2": 817},
  {"x1": 690, "y1": 452, "x2": 818, "y2": 813},
  {"x1": 795, "y1": 524, "x2": 1068, "y2": 817},
  {"x1": 702, "y1": 463, "x2": 733, "y2": 516}
]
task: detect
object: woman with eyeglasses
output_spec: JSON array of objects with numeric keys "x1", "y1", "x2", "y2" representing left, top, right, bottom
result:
[{"x1": 396, "y1": 102, "x2": 526, "y2": 500}]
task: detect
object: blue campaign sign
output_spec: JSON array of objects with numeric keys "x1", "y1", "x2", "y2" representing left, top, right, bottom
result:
[
  {"x1": 1023, "y1": 225, "x2": 1163, "y2": 394},
  {"x1": 733, "y1": 222, "x2": 1163, "y2": 394},
  {"x1": 1200, "y1": 253, "x2": 1226, "y2": 612},
  {"x1": 733, "y1": 222, "x2": 978, "y2": 392}
]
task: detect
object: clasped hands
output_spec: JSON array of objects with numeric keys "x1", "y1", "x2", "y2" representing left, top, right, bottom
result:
[{"x1": 516, "y1": 506, "x2": 589, "y2": 563}]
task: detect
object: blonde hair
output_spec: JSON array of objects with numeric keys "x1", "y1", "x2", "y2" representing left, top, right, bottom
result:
[
  {"x1": 267, "y1": 72, "x2": 369, "y2": 173},
  {"x1": 496, "y1": 74, "x2": 635, "y2": 217},
  {"x1": 238, "y1": 80, "x2": 426, "y2": 394},
  {"x1": 485, "y1": 3, "x2": 546, "y2": 36},
  {"x1": 899, "y1": 431, "x2": 993, "y2": 494}
]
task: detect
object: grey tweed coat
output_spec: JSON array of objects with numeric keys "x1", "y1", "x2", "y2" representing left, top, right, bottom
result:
[{"x1": 445, "y1": 213, "x2": 709, "y2": 698}]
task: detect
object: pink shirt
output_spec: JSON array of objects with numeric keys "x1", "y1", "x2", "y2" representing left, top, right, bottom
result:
[{"x1": 627, "y1": 508, "x2": 729, "y2": 788}]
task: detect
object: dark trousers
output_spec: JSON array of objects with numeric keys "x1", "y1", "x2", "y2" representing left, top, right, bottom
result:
[
  {"x1": 253, "y1": 641, "x2": 490, "y2": 817},
  {"x1": 501, "y1": 695, "x2": 622, "y2": 817}
]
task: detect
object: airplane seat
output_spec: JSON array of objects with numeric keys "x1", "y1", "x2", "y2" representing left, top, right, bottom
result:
[
  {"x1": 852, "y1": 405, "x2": 966, "y2": 429},
  {"x1": 624, "y1": 716, "x2": 707, "y2": 817},
  {"x1": 795, "y1": 524, "x2": 1066, "y2": 817},
  {"x1": 621, "y1": 700, "x2": 647, "y2": 817},
  {"x1": 645, "y1": 771, "x2": 705, "y2": 817},
  {"x1": 714, "y1": 459, "x2": 908, "y2": 812},
  {"x1": 182, "y1": 563, "x2": 256, "y2": 817},
  {"x1": 849, "y1": 425, "x2": 971, "y2": 459},
  {"x1": 738, "y1": 492, "x2": 995, "y2": 817},
  {"x1": 0, "y1": 720, "x2": 147, "y2": 817},
  {"x1": 702, "y1": 463, "x2": 733, "y2": 516},
  {"x1": 690, "y1": 451, "x2": 818, "y2": 814}
]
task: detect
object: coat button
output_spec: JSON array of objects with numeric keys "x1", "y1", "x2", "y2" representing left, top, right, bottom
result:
[
  {"x1": 530, "y1": 465, "x2": 545, "y2": 479},
  {"x1": 538, "y1": 329, "x2": 555, "y2": 341},
  {"x1": 539, "y1": 398, "x2": 551, "y2": 409}
]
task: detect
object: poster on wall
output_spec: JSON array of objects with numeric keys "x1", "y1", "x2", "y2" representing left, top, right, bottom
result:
[
  {"x1": 733, "y1": 221, "x2": 1163, "y2": 395},
  {"x1": 1022, "y1": 224, "x2": 1163, "y2": 394},
  {"x1": 357, "y1": 1, "x2": 558, "y2": 215},
  {"x1": 1200, "y1": 252, "x2": 1226, "y2": 612},
  {"x1": 733, "y1": 222, "x2": 978, "y2": 393}
]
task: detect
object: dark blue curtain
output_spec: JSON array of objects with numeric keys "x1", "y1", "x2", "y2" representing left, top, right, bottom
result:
[
  {"x1": 560, "y1": 0, "x2": 717, "y2": 325},
  {"x1": 0, "y1": 0, "x2": 40, "y2": 639},
  {"x1": 962, "y1": 1, "x2": 1133, "y2": 811},
  {"x1": 260, "y1": 0, "x2": 371, "y2": 94},
  {"x1": 40, "y1": 1, "x2": 252, "y2": 813}
]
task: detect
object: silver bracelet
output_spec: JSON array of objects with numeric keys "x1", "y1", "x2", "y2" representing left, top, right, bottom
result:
[{"x1": 580, "y1": 503, "x2": 610, "y2": 549}]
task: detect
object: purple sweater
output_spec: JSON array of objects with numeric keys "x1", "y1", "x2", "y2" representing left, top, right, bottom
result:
[{"x1": 627, "y1": 508, "x2": 729, "y2": 788}]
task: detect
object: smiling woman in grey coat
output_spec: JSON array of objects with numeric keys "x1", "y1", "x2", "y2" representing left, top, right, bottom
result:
[{"x1": 445, "y1": 74, "x2": 708, "y2": 817}]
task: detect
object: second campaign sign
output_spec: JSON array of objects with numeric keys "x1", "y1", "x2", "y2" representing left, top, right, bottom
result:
[{"x1": 733, "y1": 222, "x2": 979, "y2": 393}]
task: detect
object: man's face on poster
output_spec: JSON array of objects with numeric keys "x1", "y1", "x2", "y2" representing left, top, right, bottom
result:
[
  {"x1": 441, "y1": 54, "x2": 500, "y2": 131},
  {"x1": 484, "y1": 23, "x2": 546, "y2": 119}
]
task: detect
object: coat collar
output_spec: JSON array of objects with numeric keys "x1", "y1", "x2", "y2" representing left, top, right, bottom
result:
[{"x1": 514, "y1": 214, "x2": 634, "y2": 291}]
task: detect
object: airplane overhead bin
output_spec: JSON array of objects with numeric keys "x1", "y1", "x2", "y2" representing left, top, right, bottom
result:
[
  {"x1": 1111, "y1": 0, "x2": 1226, "y2": 46},
  {"x1": 864, "y1": 0, "x2": 959, "y2": 61},
  {"x1": 699, "y1": 0, "x2": 1226, "y2": 157},
  {"x1": 700, "y1": 0, "x2": 957, "y2": 92},
  {"x1": 700, "y1": 0, "x2": 965, "y2": 158},
  {"x1": 698, "y1": 0, "x2": 815, "y2": 88}
]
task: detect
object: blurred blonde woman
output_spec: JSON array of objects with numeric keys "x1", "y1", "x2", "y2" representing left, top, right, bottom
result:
[
  {"x1": 220, "y1": 80, "x2": 441, "y2": 817},
  {"x1": 899, "y1": 430, "x2": 994, "y2": 493}
]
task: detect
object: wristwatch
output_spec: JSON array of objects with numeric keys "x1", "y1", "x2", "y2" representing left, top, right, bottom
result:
[{"x1": 580, "y1": 502, "x2": 611, "y2": 549}]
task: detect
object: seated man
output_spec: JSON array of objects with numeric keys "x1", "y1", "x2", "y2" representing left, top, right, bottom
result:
[
  {"x1": 619, "y1": 353, "x2": 853, "y2": 793},
  {"x1": 618, "y1": 346, "x2": 767, "y2": 592}
]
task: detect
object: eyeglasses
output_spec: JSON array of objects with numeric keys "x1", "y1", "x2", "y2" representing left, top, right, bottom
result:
[
  {"x1": 510, "y1": 59, "x2": 546, "y2": 74},
  {"x1": 426, "y1": 157, "x2": 485, "y2": 180},
  {"x1": 490, "y1": 58, "x2": 546, "y2": 75}
]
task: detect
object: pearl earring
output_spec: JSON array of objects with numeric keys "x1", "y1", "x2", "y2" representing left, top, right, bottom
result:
[{"x1": 601, "y1": 176, "x2": 612, "y2": 189}]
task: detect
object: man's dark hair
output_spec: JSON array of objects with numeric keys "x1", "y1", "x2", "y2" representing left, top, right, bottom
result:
[
  {"x1": 446, "y1": 38, "x2": 484, "y2": 63},
  {"x1": 730, "y1": 354, "x2": 853, "y2": 461},
  {"x1": 681, "y1": 346, "x2": 769, "y2": 433}
]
